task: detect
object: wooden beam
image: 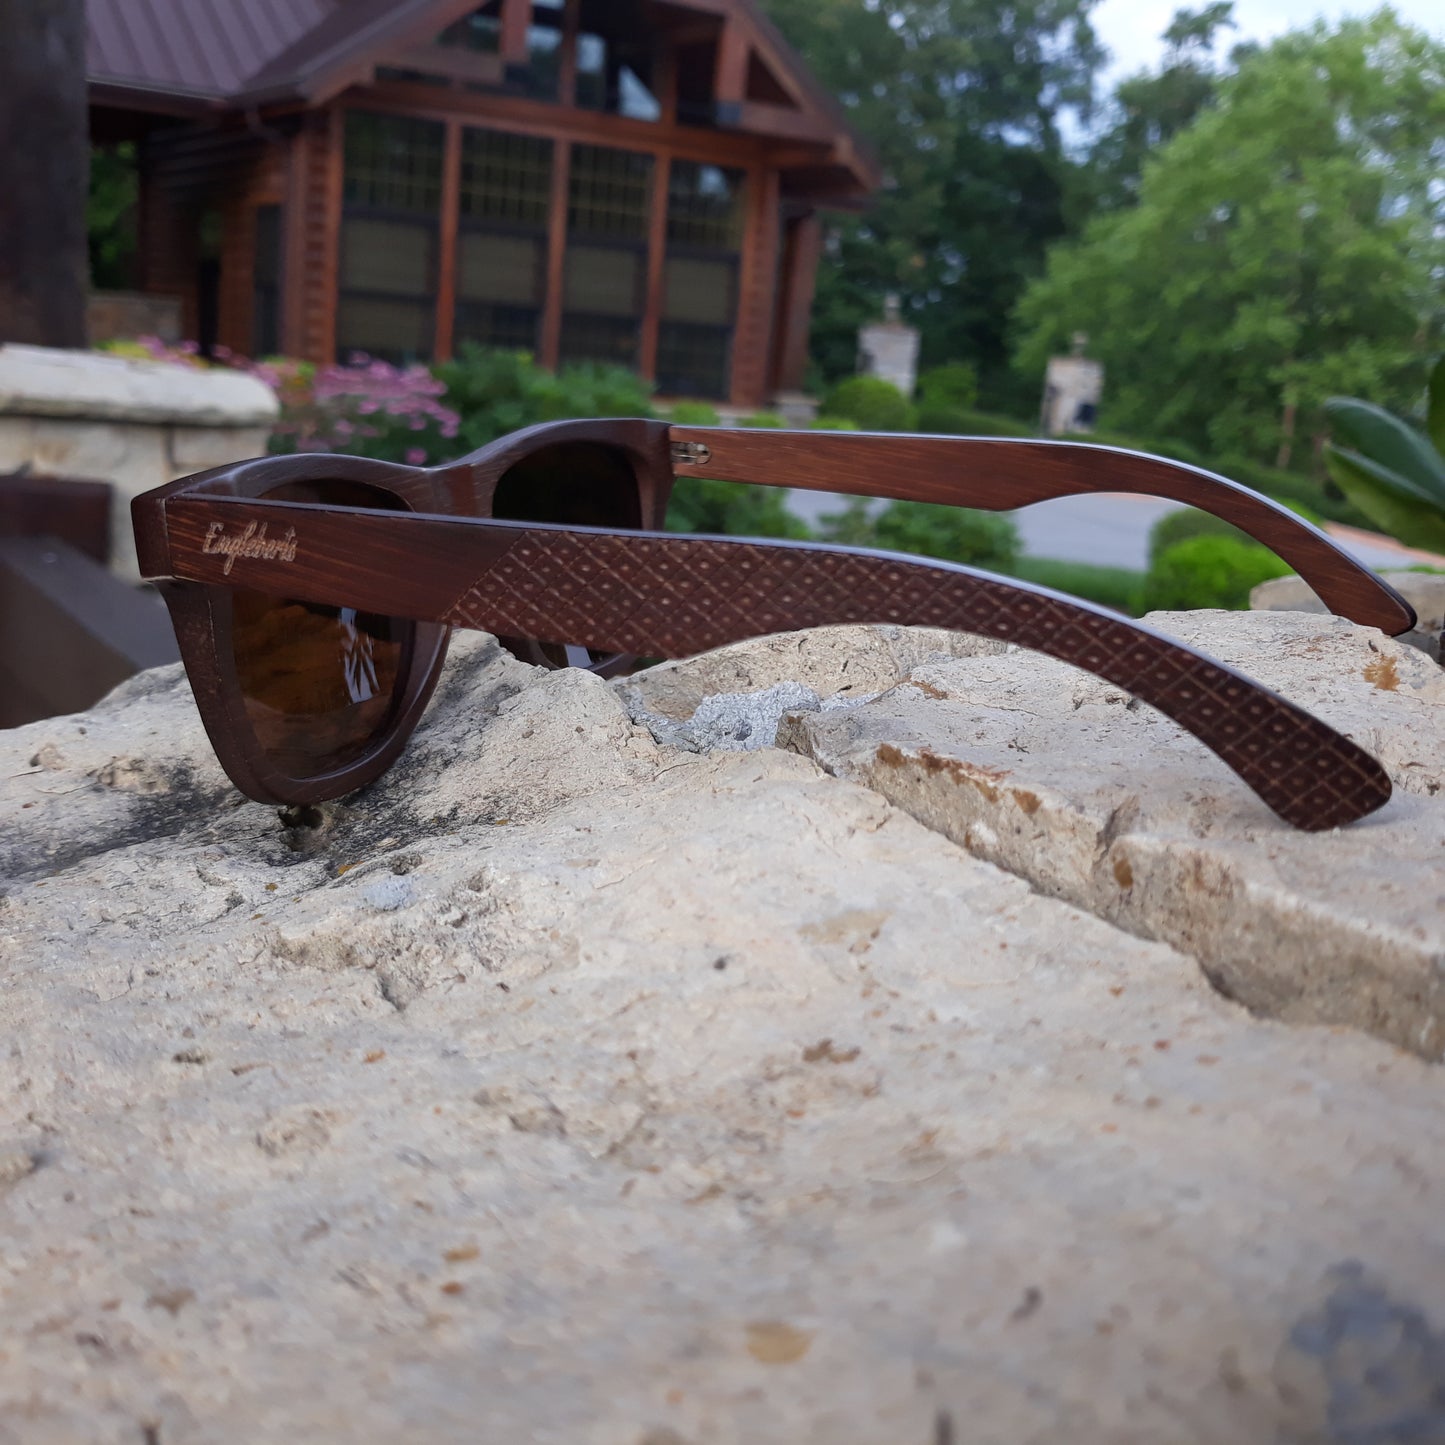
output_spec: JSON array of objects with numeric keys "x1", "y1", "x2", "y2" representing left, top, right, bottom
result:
[
  {"x1": 728, "y1": 163, "x2": 780, "y2": 409},
  {"x1": 769, "y1": 210, "x2": 822, "y2": 396},
  {"x1": 499, "y1": 0, "x2": 530, "y2": 65},
  {"x1": 559, "y1": 0, "x2": 580, "y2": 109},
  {"x1": 639, "y1": 153, "x2": 672, "y2": 383},
  {"x1": 390, "y1": 44, "x2": 506, "y2": 86},
  {"x1": 540, "y1": 139, "x2": 571, "y2": 370},
  {"x1": 715, "y1": 100, "x2": 836, "y2": 145},
  {"x1": 434, "y1": 119, "x2": 463, "y2": 362},
  {"x1": 713, "y1": 20, "x2": 749, "y2": 105}
]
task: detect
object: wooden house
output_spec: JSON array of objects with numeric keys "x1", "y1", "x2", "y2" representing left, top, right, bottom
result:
[{"x1": 86, "y1": 0, "x2": 880, "y2": 407}]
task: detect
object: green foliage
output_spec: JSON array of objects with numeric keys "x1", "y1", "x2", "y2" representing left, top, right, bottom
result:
[
  {"x1": 1086, "y1": 2, "x2": 1236, "y2": 210},
  {"x1": 821, "y1": 376, "x2": 914, "y2": 431},
  {"x1": 739, "y1": 411, "x2": 788, "y2": 428},
  {"x1": 1147, "y1": 508, "x2": 1253, "y2": 565},
  {"x1": 916, "y1": 408, "x2": 1036, "y2": 439},
  {"x1": 918, "y1": 363, "x2": 979, "y2": 412},
  {"x1": 1008, "y1": 557, "x2": 1145, "y2": 613},
  {"x1": 1323, "y1": 356, "x2": 1445, "y2": 551},
  {"x1": 665, "y1": 479, "x2": 810, "y2": 540},
  {"x1": 819, "y1": 498, "x2": 1020, "y2": 571},
  {"x1": 668, "y1": 401, "x2": 721, "y2": 425},
  {"x1": 88, "y1": 144, "x2": 138, "y2": 290},
  {"x1": 1136, "y1": 535, "x2": 1291, "y2": 611},
  {"x1": 1014, "y1": 15, "x2": 1445, "y2": 465},
  {"x1": 808, "y1": 416, "x2": 859, "y2": 430},
  {"x1": 434, "y1": 345, "x2": 654, "y2": 455},
  {"x1": 762, "y1": 0, "x2": 1103, "y2": 400}
]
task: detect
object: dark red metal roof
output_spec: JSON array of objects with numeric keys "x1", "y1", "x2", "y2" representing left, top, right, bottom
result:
[{"x1": 87, "y1": 0, "x2": 339, "y2": 103}]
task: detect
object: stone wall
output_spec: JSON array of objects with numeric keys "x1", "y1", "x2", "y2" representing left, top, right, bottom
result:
[
  {"x1": 0, "y1": 344, "x2": 277, "y2": 578},
  {"x1": 1, "y1": 612, "x2": 1442, "y2": 1442}
]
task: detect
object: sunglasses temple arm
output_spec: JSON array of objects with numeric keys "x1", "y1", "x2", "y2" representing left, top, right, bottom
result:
[
  {"x1": 668, "y1": 427, "x2": 1417, "y2": 638},
  {"x1": 158, "y1": 500, "x2": 1391, "y2": 831}
]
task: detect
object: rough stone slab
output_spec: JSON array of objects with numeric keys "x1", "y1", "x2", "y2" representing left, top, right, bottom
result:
[
  {"x1": 731, "y1": 613, "x2": 1445, "y2": 1059},
  {"x1": 0, "y1": 344, "x2": 278, "y2": 426},
  {"x1": 1252, "y1": 570, "x2": 1445, "y2": 661},
  {"x1": 4, "y1": 625, "x2": 1445, "y2": 1443}
]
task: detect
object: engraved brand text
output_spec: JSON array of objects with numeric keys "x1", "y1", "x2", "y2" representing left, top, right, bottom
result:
[{"x1": 202, "y1": 521, "x2": 299, "y2": 575}]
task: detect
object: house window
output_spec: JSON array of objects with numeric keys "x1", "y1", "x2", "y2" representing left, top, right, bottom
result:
[
  {"x1": 252, "y1": 204, "x2": 281, "y2": 358},
  {"x1": 337, "y1": 112, "x2": 444, "y2": 364},
  {"x1": 560, "y1": 144, "x2": 653, "y2": 369},
  {"x1": 656, "y1": 162, "x2": 745, "y2": 399},
  {"x1": 454, "y1": 127, "x2": 554, "y2": 354}
]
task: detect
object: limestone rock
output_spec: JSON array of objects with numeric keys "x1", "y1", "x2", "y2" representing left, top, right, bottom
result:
[
  {"x1": 3, "y1": 618, "x2": 1444, "y2": 1443},
  {"x1": 1251, "y1": 568, "x2": 1445, "y2": 661}
]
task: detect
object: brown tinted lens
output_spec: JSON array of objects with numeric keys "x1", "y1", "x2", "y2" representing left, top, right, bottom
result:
[
  {"x1": 232, "y1": 479, "x2": 413, "y2": 779},
  {"x1": 491, "y1": 442, "x2": 642, "y2": 528}
]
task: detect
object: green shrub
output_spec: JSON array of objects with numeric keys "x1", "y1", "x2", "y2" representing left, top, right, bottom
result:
[
  {"x1": 1147, "y1": 508, "x2": 1254, "y2": 567},
  {"x1": 808, "y1": 415, "x2": 859, "y2": 430},
  {"x1": 1064, "y1": 429, "x2": 1207, "y2": 470},
  {"x1": 434, "y1": 345, "x2": 654, "y2": 454},
  {"x1": 1008, "y1": 558, "x2": 1145, "y2": 614},
  {"x1": 917, "y1": 362, "x2": 979, "y2": 413},
  {"x1": 822, "y1": 376, "x2": 913, "y2": 432},
  {"x1": 739, "y1": 410, "x2": 787, "y2": 428},
  {"x1": 665, "y1": 478, "x2": 810, "y2": 540},
  {"x1": 915, "y1": 406, "x2": 1035, "y2": 439},
  {"x1": 668, "y1": 400, "x2": 721, "y2": 425},
  {"x1": 820, "y1": 498, "x2": 1019, "y2": 571},
  {"x1": 1136, "y1": 536, "x2": 1291, "y2": 613}
]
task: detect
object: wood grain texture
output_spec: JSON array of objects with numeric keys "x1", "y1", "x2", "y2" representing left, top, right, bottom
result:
[
  {"x1": 670, "y1": 428, "x2": 1417, "y2": 636},
  {"x1": 158, "y1": 498, "x2": 1393, "y2": 830}
]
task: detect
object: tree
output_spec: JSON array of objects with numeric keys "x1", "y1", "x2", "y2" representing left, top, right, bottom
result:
[
  {"x1": 1013, "y1": 13, "x2": 1445, "y2": 467},
  {"x1": 0, "y1": 0, "x2": 89, "y2": 347},
  {"x1": 1086, "y1": 2, "x2": 1236, "y2": 210},
  {"x1": 762, "y1": 0, "x2": 1104, "y2": 410}
]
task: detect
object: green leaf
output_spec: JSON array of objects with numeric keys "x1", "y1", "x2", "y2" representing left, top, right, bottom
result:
[
  {"x1": 1324, "y1": 445, "x2": 1445, "y2": 553},
  {"x1": 1428, "y1": 355, "x2": 1445, "y2": 459},
  {"x1": 1322, "y1": 396, "x2": 1445, "y2": 507}
]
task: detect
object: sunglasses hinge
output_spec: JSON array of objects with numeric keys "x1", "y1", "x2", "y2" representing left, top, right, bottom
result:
[{"x1": 670, "y1": 441, "x2": 712, "y2": 467}]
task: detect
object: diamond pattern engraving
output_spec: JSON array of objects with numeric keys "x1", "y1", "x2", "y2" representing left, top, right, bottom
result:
[{"x1": 443, "y1": 529, "x2": 1391, "y2": 831}]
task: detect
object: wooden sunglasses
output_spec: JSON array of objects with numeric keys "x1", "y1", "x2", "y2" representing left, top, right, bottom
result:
[{"x1": 132, "y1": 420, "x2": 1414, "y2": 830}]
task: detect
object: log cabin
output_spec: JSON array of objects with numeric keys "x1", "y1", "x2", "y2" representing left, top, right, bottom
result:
[{"x1": 86, "y1": 0, "x2": 880, "y2": 408}]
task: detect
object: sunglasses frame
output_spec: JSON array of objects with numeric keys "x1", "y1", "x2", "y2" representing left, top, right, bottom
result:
[{"x1": 133, "y1": 420, "x2": 1413, "y2": 828}]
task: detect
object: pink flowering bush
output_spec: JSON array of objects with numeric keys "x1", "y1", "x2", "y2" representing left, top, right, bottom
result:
[{"x1": 117, "y1": 339, "x2": 462, "y2": 467}]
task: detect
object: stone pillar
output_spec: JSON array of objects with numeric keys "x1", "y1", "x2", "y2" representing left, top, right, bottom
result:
[
  {"x1": 0, "y1": 345, "x2": 278, "y2": 580},
  {"x1": 1041, "y1": 333, "x2": 1105, "y2": 436},
  {"x1": 856, "y1": 294, "x2": 919, "y2": 398}
]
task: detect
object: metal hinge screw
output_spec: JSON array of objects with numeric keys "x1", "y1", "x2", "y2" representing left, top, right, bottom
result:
[{"x1": 671, "y1": 441, "x2": 712, "y2": 466}]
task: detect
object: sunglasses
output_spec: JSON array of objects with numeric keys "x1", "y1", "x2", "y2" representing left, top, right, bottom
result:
[{"x1": 132, "y1": 420, "x2": 1415, "y2": 831}]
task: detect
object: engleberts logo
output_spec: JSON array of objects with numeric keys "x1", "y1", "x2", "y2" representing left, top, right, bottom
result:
[{"x1": 202, "y1": 521, "x2": 299, "y2": 575}]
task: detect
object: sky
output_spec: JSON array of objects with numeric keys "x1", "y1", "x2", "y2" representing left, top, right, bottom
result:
[{"x1": 1091, "y1": 0, "x2": 1445, "y2": 85}]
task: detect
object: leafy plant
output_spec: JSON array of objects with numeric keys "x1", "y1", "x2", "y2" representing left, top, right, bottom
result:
[
  {"x1": 808, "y1": 415, "x2": 859, "y2": 431},
  {"x1": 739, "y1": 410, "x2": 788, "y2": 429},
  {"x1": 665, "y1": 478, "x2": 810, "y2": 540},
  {"x1": 822, "y1": 376, "x2": 914, "y2": 432},
  {"x1": 914, "y1": 406, "x2": 1036, "y2": 438},
  {"x1": 1147, "y1": 507, "x2": 1253, "y2": 566},
  {"x1": 434, "y1": 345, "x2": 655, "y2": 454},
  {"x1": 1323, "y1": 356, "x2": 1445, "y2": 552},
  {"x1": 819, "y1": 498, "x2": 1019, "y2": 571},
  {"x1": 914, "y1": 363, "x2": 980, "y2": 431},
  {"x1": 1136, "y1": 535, "x2": 1290, "y2": 612}
]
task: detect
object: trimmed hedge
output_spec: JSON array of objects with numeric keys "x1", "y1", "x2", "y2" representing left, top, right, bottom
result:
[
  {"x1": 1008, "y1": 557, "x2": 1145, "y2": 615},
  {"x1": 822, "y1": 376, "x2": 913, "y2": 432},
  {"x1": 1136, "y1": 536, "x2": 1291, "y2": 613}
]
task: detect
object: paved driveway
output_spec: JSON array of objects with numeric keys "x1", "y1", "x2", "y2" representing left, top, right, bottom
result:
[{"x1": 786, "y1": 489, "x2": 1438, "y2": 574}]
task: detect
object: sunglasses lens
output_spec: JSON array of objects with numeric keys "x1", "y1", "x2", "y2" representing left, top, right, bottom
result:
[
  {"x1": 491, "y1": 441, "x2": 642, "y2": 528},
  {"x1": 491, "y1": 442, "x2": 641, "y2": 672},
  {"x1": 231, "y1": 480, "x2": 415, "y2": 779}
]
